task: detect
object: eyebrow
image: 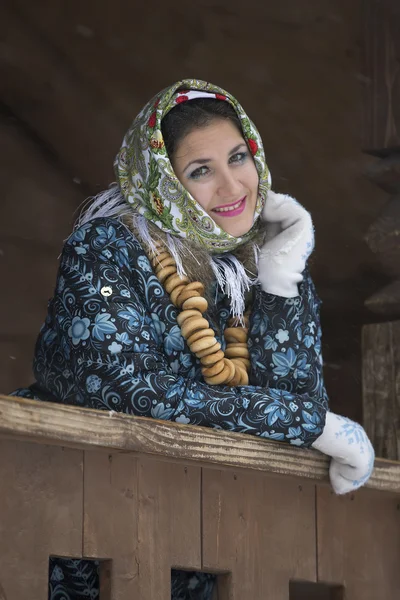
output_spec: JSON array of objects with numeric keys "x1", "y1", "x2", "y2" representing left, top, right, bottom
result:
[{"x1": 183, "y1": 142, "x2": 247, "y2": 173}]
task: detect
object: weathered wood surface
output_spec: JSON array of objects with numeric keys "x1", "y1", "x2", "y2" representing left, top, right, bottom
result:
[
  {"x1": 365, "y1": 195, "x2": 400, "y2": 279},
  {"x1": 363, "y1": 0, "x2": 400, "y2": 149},
  {"x1": 364, "y1": 279, "x2": 400, "y2": 317},
  {"x1": 0, "y1": 394, "x2": 399, "y2": 493},
  {"x1": 0, "y1": 440, "x2": 83, "y2": 599},
  {"x1": 316, "y1": 485, "x2": 400, "y2": 599},
  {"x1": 83, "y1": 452, "x2": 139, "y2": 599},
  {"x1": 83, "y1": 453, "x2": 201, "y2": 600},
  {"x1": 136, "y1": 460, "x2": 201, "y2": 599},
  {"x1": 362, "y1": 321, "x2": 400, "y2": 460},
  {"x1": 202, "y1": 469, "x2": 316, "y2": 599}
]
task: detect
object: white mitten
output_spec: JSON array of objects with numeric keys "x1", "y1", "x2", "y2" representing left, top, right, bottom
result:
[
  {"x1": 312, "y1": 411, "x2": 375, "y2": 495},
  {"x1": 258, "y1": 191, "x2": 314, "y2": 297}
]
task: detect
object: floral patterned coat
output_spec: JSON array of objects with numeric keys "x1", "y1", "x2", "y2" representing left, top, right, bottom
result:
[{"x1": 17, "y1": 217, "x2": 328, "y2": 448}]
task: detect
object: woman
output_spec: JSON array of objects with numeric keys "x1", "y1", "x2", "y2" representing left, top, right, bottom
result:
[{"x1": 13, "y1": 79, "x2": 374, "y2": 599}]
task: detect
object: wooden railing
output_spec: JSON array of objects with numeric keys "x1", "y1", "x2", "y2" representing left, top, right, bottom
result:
[
  {"x1": 1, "y1": 394, "x2": 399, "y2": 493},
  {"x1": 1, "y1": 394, "x2": 400, "y2": 599}
]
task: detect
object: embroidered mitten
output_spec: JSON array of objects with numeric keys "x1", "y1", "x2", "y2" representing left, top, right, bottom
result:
[
  {"x1": 258, "y1": 191, "x2": 314, "y2": 297},
  {"x1": 312, "y1": 411, "x2": 375, "y2": 494}
]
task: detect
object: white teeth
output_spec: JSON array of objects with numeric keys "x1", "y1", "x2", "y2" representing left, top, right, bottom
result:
[{"x1": 214, "y1": 199, "x2": 243, "y2": 213}]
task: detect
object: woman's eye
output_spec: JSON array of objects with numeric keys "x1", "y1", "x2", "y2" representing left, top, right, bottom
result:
[
  {"x1": 229, "y1": 151, "x2": 248, "y2": 164},
  {"x1": 189, "y1": 166, "x2": 210, "y2": 180}
]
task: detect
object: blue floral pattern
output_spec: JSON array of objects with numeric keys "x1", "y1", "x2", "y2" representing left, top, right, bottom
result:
[{"x1": 14, "y1": 217, "x2": 328, "y2": 448}]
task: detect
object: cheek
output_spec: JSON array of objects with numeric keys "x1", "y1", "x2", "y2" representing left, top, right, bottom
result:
[
  {"x1": 184, "y1": 181, "x2": 215, "y2": 213},
  {"x1": 248, "y1": 165, "x2": 260, "y2": 193},
  {"x1": 240, "y1": 162, "x2": 259, "y2": 195}
]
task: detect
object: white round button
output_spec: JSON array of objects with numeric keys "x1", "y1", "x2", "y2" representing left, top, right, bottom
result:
[{"x1": 101, "y1": 286, "x2": 113, "y2": 297}]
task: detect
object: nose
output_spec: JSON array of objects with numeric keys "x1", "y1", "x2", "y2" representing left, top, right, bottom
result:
[{"x1": 216, "y1": 169, "x2": 242, "y2": 198}]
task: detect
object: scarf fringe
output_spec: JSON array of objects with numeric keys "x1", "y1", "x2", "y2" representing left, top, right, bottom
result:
[
  {"x1": 75, "y1": 185, "x2": 129, "y2": 228},
  {"x1": 210, "y1": 256, "x2": 254, "y2": 320}
]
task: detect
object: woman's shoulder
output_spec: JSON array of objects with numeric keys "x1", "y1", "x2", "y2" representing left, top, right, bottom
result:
[
  {"x1": 62, "y1": 217, "x2": 147, "y2": 268},
  {"x1": 66, "y1": 216, "x2": 140, "y2": 246}
]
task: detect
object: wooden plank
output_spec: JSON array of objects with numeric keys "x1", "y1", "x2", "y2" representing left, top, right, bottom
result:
[
  {"x1": 362, "y1": 321, "x2": 400, "y2": 460},
  {"x1": 83, "y1": 451, "x2": 140, "y2": 599},
  {"x1": 137, "y1": 459, "x2": 201, "y2": 600},
  {"x1": 316, "y1": 485, "x2": 400, "y2": 599},
  {"x1": 1, "y1": 394, "x2": 399, "y2": 494},
  {"x1": 364, "y1": 195, "x2": 400, "y2": 279},
  {"x1": 0, "y1": 439, "x2": 83, "y2": 599},
  {"x1": 365, "y1": 280, "x2": 400, "y2": 319},
  {"x1": 202, "y1": 469, "x2": 317, "y2": 599},
  {"x1": 363, "y1": 0, "x2": 400, "y2": 149},
  {"x1": 84, "y1": 453, "x2": 201, "y2": 600}
]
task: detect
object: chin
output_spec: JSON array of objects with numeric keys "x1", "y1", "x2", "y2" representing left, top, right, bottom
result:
[{"x1": 222, "y1": 218, "x2": 253, "y2": 238}]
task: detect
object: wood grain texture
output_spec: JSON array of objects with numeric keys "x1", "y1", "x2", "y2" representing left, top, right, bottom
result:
[
  {"x1": 202, "y1": 469, "x2": 316, "y2": 599},
  {"x1": 83, "y1": 451, "x2": 140, "y2": 599},
  {"x1": 83, "y1": 453, "x2": 201, "y2": 600},
  {"x1": 0, "y1": 439, "x2": 83, "y2": 600},
  {"x1": 362, "y1": 321, "x2": 400, "y2": 460},
  {"x1": 363, "y1": 0, "x2": 400, "y2": 149},
  {"x1": 0, "y1": 394, "x2": 399, "y2": 493},
  {"x1": 365, "y1": 195, "x2": 400, "y2": 279},
  {"x1": 316, "y1": 485, "x2": 400, "y2": 599},
  {"x1": 364, "y1": 280, "x2": 400, "y2": 318},
  {"x1": 137, "y1": 459, "x2": 201, "y2": 600}
]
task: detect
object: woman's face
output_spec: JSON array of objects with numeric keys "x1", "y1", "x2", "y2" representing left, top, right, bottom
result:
[{"x1": 171, "y1": 119, "x2": 259, "y2": 237}]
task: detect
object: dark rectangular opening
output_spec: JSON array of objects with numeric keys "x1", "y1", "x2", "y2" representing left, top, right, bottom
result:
[
  {"x1": 290, "y1": 580, "x2": 345, "y2": 600},
  {"x1": 49, "y1": 556, "x2": 111, "y2": 600},
  {"x1": 171, "y1": 569, "x2": 230, "y2": 600}
]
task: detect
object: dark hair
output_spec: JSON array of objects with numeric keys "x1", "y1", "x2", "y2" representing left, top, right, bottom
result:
[{"x1": 161, "y1": 98, "x2": 243, "y2": 159}]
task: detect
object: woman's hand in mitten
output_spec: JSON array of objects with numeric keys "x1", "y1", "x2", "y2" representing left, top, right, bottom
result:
[
  {"x1": 258, "y1": 191, "x2": 314, "y2": 297},
  {"x1": 312, "y1": 411, "x2": 375, "y2": 495}
]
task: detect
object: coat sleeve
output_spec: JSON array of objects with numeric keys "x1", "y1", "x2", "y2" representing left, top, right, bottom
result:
[
  {"x1": 36, "y1": 219, "x2": 327, "y2": 449},
  {"x1": 248, "y1": 269, "x2": 329, "y2": 408}
]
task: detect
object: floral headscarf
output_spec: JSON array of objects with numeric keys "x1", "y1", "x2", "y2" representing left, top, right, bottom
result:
[{"x1": 115, "y1": 79, "x2": 271, "y2": 254}]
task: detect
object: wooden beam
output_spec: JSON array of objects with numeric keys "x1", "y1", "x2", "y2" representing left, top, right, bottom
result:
[
  {"x1": 362, "y1": 321, "x2": 400, "y2": 460},
  {"x1": 365, "y1": 280, "x2": 400, "y2": 318},
  {"x1": 0, "y1": 395, "x2": 399, "y2": 494},
  {"x1": 365, "y1": 195, "x2": 400, "y2": 279},
  {"x1": 363, "y1": 0, "x2": 400, "y2": 149}
]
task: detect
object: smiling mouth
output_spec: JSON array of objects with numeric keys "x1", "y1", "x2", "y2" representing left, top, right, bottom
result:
[{"x1": 213, "y1": 197, "x2": 246, "y2": 214}]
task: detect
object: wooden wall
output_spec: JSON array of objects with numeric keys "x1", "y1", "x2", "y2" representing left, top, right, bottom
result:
[
  {"x1": 0, "y1": 438, "x2": 399, "y2": 599},
  {"x1": 1, "y1": 0, "x2": 398, "y2": 420}
]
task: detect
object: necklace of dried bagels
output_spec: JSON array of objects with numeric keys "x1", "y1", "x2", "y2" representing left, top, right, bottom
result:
[{"x1": 150, "y1": 241, "x2": 250, "y2": 386}]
